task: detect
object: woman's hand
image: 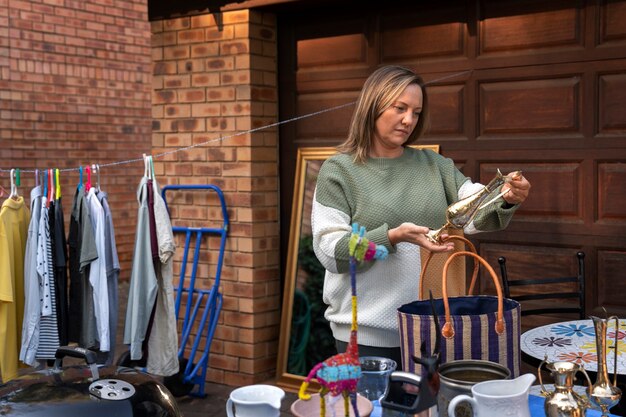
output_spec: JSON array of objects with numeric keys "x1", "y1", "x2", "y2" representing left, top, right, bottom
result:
[
  {"x1": 502, "y1": 173, "x2": 531, "y2": 205},
  {"x1": 388, "y1": 223, "x2": 455, "y2": 252}
]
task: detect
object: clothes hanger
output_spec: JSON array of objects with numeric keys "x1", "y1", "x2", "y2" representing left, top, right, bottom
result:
[
  {"x1": 35, "y1": 169, "x2": 39, "y2": 188},
  {"x1": 149, "y1": 156, "x2": 155, "y2": 180},
  {"x1": 143, "y1": 153, "x2": 151, "y2": 179},
  {"x1": 92, "y1": 164, "x2": 100, "y2": 192},
  {"x1": 9, "y1": 168, "x2": 18, "y2": 199}
]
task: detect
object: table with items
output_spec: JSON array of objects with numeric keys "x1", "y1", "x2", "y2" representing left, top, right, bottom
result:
[
  {"x1": 521, "y1": 319, "x2": 626, "y2": 377},
  {"x1": 521, "y1": 318, "x2": 625, "y2": 416}
]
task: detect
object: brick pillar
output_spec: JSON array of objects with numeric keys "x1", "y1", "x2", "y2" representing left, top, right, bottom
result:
[{"x1": 151, "y1": 9, "x2": 279, "y2": 386}]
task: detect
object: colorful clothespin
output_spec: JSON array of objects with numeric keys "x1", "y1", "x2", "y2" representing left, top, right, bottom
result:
[
  {"x1": 85, "y1": 165, "x2": 91, "y2": 191},
  {"x1": 47, "y1": 169, "x2": 54, "y2": 206},
  {"x1": 55, "y1": 169, "x2": 61, "y2": 200},
  {"x1": 43, "y1": 169, "x2": 48, "y2": 206},
  {"x1": 78, "y1": 166, "x2": 83, "y2": 191}
]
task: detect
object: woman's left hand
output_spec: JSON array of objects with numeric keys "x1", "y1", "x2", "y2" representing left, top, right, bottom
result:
[{"x1": 502, "y1": 173, "x2": 531, "y2": 205}]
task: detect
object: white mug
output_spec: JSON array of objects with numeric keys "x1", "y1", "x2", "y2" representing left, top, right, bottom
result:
[
  {"x1": 447, "y1": 374, "x2": 535, "y2": 417},
  {"x1": 226, "y1": 384, "x2": 285, "y2": 417}
]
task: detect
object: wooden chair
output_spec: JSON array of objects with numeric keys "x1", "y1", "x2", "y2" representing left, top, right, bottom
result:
[{"x1": 498, "y1": 251, "x2": 586, "y2": 319}]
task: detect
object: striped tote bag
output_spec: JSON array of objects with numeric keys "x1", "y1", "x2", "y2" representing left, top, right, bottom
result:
[{"x1": 398, "y1": 251, "x2": 521, "y2": 377}]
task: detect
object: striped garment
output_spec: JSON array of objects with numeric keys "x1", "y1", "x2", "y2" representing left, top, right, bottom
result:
[
  {"x1": 36, "y1": 202, "x2": 60, "y2": 359},
  {"x1": 311, "y1": 147, "x2": 519, "y2": 348}
]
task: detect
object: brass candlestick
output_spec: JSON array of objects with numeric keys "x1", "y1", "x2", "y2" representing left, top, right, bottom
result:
[{"x1": 588, "y1": 312, "x2": 622, "y2": 417}]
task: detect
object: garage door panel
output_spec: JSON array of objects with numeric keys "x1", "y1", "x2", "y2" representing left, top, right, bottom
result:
[
  {"x1": 295, "y1": 93, "x2": 355, "y2": 138},
  {"x1": 381, "y1": 22, "x2": 466, "y2": 61},
  {"x1": 295, "y1": 77, "x2": 367, "y2": 94},
  {"x1": 479, "y1": 77, "x2": 581, "y2": 135},
  {"x1": 597, "y1": 162, "x2": 626, "y2": 222},
  {"x1": 600, "y1": 0, "x2": 626, "y2": 44},
  {"x1": 479, "y1": 0, "x2": 583, "y2": 54},
  {"x1": 380, "y1": 2, "x2": 469, "y2": 62},
  {"x1": 598, "y1": 73, "x2": 626, "y2": 133},
  {"x1": 597, "y1": 249, "x2": 626, "y2": 310},
  {"x1": 297, "y1": 33, "x2": 367, "y2": 69},
  {"x1": 479, "y1": 162, "x2": 583, "y2": 220},
  {"x1": 428, "y1": 84, "x2": 466, "y2": 137}
]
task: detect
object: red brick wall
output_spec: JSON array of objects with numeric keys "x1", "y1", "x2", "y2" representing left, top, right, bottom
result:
[
  {"x1": 0, "y1": 0, "x2": 152, "y2": 276},
  {"x1": 151, "y1": 9, "x2": 280, "y2": 386},
  {"x1": 0, "y1": 0, "x2": 278, "y2": 388}
]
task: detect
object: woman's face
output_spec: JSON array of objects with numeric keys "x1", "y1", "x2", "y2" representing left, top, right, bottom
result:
[{"x1": 371, "y1": 83, "x2": 423, "y2": 158}]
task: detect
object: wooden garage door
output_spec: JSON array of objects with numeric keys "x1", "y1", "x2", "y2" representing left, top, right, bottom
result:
[{"x1": 278, "y1": 0, "x2": 626, "y2": 317}]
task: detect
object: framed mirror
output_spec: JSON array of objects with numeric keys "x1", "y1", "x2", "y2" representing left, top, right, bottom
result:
[{"x1": 276, "y1": 144, "x2": 440, "y2": 392}]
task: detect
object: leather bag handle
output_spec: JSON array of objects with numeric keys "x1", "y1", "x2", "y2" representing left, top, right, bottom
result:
[
  {"x1": 441, "y1": 250, "x2": 505, "y2": 339},
  {"x1": 419, "y1": 234, "x2": 480, "y2": 299}
]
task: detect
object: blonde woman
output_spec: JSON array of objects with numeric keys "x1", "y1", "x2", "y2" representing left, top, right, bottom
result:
[{"x1": 311, "y1": 65, "x2": 531, "y2": 368}]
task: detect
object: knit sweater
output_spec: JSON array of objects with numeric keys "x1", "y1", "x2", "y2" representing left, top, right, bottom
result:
[{"x1": 311, "y1": 147, "x2": 519, "y2": 347}]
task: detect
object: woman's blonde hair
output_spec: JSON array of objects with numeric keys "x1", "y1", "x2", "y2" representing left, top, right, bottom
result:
[{"x1": 338, "y1": 65, "x2": 429, "y2": 163}]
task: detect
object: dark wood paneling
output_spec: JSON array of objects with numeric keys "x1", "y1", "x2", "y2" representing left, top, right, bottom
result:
[
  {"x1": 428, "y1": 84, "x2": 466, "y2": 137},
  {"x1": 298, "y1": 34, "x2": 367, "y2": 68},
  {"x1": 600, "y1": 0, "x2": 626, "y2": 44},
  {"x1": 597, "y1": 162, "x2": 626, "y2": 222},
  {"x1": 480, "y1": 0, "x2": 582, "y2": 53},
  {"x1": 295, "y1": 93, "x2": 356, "y2": 138},
  {"x1": 597, "y1": 249, "x2": 626, "y2": 309},
  {"x1": 479, "y1": 77, "x2": 581, "y2": 135},
  {"x1": 381, "y1": 22, "x2": 465, "y2": 61},
  {"x1": 277, "y1": 0, "x2": 626, "y2": 319},
  {"x1": 480, "y1": 243, "x2": 584, "y2": 291},
  {"x1": 598, "y1": 73, "x2": 626, "y2": 132},
  {"x1": 479, "y1": 162, "x2": 583, "y2": 220},
  {"x1": 380, "y1": 2, "x2": 469, "y2": 62}
]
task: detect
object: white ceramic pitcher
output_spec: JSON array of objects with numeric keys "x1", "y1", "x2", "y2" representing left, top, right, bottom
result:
[
  {"x1": 447, "y1": 373, "x2": 536, "y2": 417},
  {"x1": 226, "y1": 384, "x2": 285, "y2": 417}
]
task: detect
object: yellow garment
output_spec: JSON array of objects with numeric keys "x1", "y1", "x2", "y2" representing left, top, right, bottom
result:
[
  {"x1": 0, "y1": 211, "x2": 17, "y2": 382},
  {"x1": 0, "y1": 196, "x2": 30, "y2": 382}
]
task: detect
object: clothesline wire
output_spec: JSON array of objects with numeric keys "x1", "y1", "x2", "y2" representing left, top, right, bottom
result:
[{"x1": 0, "y1": 69, "x2": 471, "y2": 175}]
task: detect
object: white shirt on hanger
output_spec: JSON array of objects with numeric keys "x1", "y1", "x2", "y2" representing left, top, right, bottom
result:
[{"x1": 86, "y1": 187, "x2": 110, "y2": 352}]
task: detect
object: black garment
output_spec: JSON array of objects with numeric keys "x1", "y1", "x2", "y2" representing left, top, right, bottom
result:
[
  {"x1": 67, "y1": 187, "x2": 98, "y2": 346},
  {"x1": 68, "y1": 189, "x2": 82, "y2": 343},
  {"x1": 53, "y1": 197, "x2": 69, "y2": 345}
]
